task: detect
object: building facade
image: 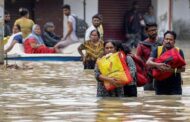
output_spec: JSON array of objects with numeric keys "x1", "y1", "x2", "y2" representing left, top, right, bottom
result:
[{"x1": 6, "y1": 0, "x2": 189, "y2": 41}]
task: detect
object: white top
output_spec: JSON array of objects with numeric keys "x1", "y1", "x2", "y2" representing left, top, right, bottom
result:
[
  {"x1": 4, "y1": 32, "x2": 24, "y2": 54},
  {"x1": 4, "y1": 32, "x2": 22, "y2": 50},
  {"x1": 65, "y1": 15, "x2": 79, "y2": 42},
  {"x1": 85, "y1": 25, "x2": 96, "y2": 41}
]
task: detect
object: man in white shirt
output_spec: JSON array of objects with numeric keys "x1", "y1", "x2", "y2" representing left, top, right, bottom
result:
[
  {"x1": 85, "y1": 14, "x2": 103, "y2": 41},
  {"x1": 54, "y1": 4, "x2": 79, "y2": 51}
]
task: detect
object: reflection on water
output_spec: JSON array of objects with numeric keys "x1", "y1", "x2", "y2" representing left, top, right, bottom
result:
[
  {"x1": 0, "y1": 41, "x2": 190, "y2": 122},
  {"x1": 96, "y1": 96, "x2": 190, "y2": 122}
]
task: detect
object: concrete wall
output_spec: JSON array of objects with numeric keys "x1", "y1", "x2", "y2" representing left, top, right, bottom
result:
[
  {"x1": 156, "y1": 0, "x2": 170, "y2": 37},
  {"x1": 151, "y1": 0, "x2": 157, "y2": 20},
  {"x1": 173, "y1": 0, "x2": 190, "y2": 40},
  {"x1": 34, "y1": 0, "x2": 63, "y2": 36},
  {"x1": 63, "y1": 0, "x2": 98, "y2": 36}
]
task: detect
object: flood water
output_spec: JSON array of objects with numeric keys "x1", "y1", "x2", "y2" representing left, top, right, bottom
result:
[{"x1": 0, "y1": 41, "x2": 190, "y2": 122}]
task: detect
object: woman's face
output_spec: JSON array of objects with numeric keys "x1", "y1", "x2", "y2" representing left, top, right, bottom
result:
[
  {"x1": 12, "y1": 25, "x2": 20, "y2": 34},
  {"x1": 34, "y1": 26, "x2": 41, "y2": 35},
  {"x1": 104, "y1": 42, "x2": 116, "y2": 54},
  {"x1": 46, "y1": 26, "x2": 55, "y2": 32},
  {"x1": 90, "y1": 31, "x2": 99, "y2": 41}
]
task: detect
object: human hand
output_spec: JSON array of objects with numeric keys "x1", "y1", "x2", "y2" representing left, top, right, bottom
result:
[
  {"x1": 156, "y1": 63, "x2": 171, "y2": 71},
  {"x1": 109, "y1": 78, "x2": 123, "y2": 87}
]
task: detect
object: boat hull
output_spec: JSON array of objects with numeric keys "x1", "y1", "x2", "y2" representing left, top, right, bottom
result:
[{"x1": 5, "y1": 54, "x2": 81, "y2": 61}]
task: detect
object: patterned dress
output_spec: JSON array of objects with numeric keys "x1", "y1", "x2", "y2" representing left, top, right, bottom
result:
[{"x1": 79, "y1": 40, "x2": 104, "y2": 69}]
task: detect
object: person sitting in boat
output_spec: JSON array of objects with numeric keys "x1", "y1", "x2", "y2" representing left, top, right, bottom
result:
[
  {"x1": 24, "y1": 24, "x2": 59, "y2": 54},
  {"x1": 14, "y1": 7, "x2": 35, "y2": 39},
  {"x1": 43, "y1": 22, "x2": 61, "y2": 47},
  {"x1": 4, "y1": 24, "x2": 23, "y2": 54},
  {"x1": 78, "y1": 30, "x2": 104, "y2": 69}
]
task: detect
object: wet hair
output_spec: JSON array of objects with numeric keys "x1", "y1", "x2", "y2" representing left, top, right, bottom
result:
[
  {"x1": 104, "y1": 40, "x2": 119, "y2": 51},
  {"x1": 145, "y1": 23, "x2": 157, "y2": 31},
  {"x1": 92, "y1": 14, "x2": 101, "y2": 20},
  {"x1": 164, "y1": 30, "x2": 177, "y2": 40},
  {"x1": 15, "y1": 24, "x2": 21, "y2": 31},
  {"x1": 90, "y1": 29, "x2": 100, "y2": 38},
  {"x1": 62, "y1": 4, "x2": 71, "y2": 10},
  {"x1": 19, "y1": 7, "x2": 29, "y2": 17}
]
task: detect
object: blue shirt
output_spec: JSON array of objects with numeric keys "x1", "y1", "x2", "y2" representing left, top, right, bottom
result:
[{"x1": 13, "y1": 34, "x2": 23, "y2": 44}]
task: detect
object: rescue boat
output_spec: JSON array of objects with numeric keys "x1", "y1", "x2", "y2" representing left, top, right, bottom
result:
[{"x1": 5, "y1": 42, "x2": 81, "y2": 62}]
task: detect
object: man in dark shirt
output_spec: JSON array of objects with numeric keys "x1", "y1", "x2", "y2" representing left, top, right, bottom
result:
[
  {"x1": 43, "y1": 22, "x2": 61, "y2": 47},
  {"x1": 124, "y1": 1, "x2": 144, "y2": 48},
  {"x1": 146, "y1": 31, "x2": 185, "y2": 95},
  {"x1": 4, "y1": 11, "x2": 11, "y2": 37},
  {"x1": 136, "y1": 23, "x2": 162, "y2": 91}
]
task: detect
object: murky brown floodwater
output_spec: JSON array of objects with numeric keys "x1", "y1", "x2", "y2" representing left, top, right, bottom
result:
[{"x1": 0, "y1": 41, "x2": 190, "y2": 122}]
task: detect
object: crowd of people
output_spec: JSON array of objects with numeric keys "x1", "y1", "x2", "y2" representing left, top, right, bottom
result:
[
  {"x1": 95, "y1": 30, "x2": 185, "y2": 97},
  {"x1": 4, "y1": 8, "x2": 57, "y2": 54},
  {"x1": 4, "y1": 5, "x2": 81, "y2": 54},
  {"x1": 4, "y1": 3, "x2": 186, "y2": 97}
]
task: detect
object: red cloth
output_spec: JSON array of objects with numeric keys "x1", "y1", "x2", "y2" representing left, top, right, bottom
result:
[
  {"x1": 152, "y1": 48, "x2": 186, "y2": 81},
  {"x1": 136, "y1": 40, "x2": 153, "y2": 62},
  {"x1": 24, "y1": 38, "x2": 56, "y2": 54},
  {"x1": 131, "y1": 55, "x2": 149, "y2": 87}
]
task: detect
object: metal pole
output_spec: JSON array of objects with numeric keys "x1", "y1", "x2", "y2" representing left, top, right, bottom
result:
[
  {"x1": 83, "y1": 0, "x2": 86, "y2": 21},
  {"x1": 168, "y1": 0, "x2": 173, "y2": 30},
  {"x1": 0, "y1": 0, "x2": 4, "y2": 65}
]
